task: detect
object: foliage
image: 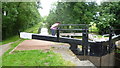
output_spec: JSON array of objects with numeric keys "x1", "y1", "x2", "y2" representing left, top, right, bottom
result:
[
  {"x1": 47, "y1": 1, "x2": 120, "y2": 35},
  {"x1": 89, "y1": 23, "x2": 99, "y2": 33},
  {"x1": 46, "y1": 2, "x2": 97, "y2": 31},
  {"x1": 1, "y1": 21, "x2": 42, "y2": 45},
  {"x1": 95, "y1": 2, "x2": 120, "y2": 34},
  {"x1": 24, "y1": 22, "x2": 42, "y2": 33},
  {"x1": 2, "y1": 2, "x2": 41, "y2": 40},
  {"x1": 109, "y1": 2, "x2": 120, "y2": 34}
]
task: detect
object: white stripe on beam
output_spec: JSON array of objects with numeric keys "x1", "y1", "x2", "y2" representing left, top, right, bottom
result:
[{"x1": 20, "y1": 32, "x2": 33, "y2": 39}]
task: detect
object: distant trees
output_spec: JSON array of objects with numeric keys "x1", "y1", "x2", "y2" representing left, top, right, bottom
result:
[
  {"x1": 95, "y1": 2, "x2": 120, "y2": 34},
  {"x1": 47, "y1": 1, "x2": 120, "y2": 35},
  {"x1": 2, "y1": 2, "x2": 41, "y2": 39},
  {"x1": 2, "y1": 1, "x2": 120, "y2": 40},
  {"x1": 46, "y1": 2, "x2": 97, "y2": 32}
]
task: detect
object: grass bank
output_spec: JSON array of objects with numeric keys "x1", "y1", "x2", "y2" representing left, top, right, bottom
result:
[
  {"x1": 2, "y1": 39, "x2": 74, "y2": 66},
  {"x1": 3, "y1": 50, "x2": 74, "y2": 66},
  {"x1": 1, "y1": 36, "x2": 19, "y2": 45}
]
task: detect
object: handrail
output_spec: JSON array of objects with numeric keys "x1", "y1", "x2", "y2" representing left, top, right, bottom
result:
[
  {"x1": 59, "y1": 24, "x2": 89, "y2": 26},
  {"x1": 59, "y1": 29, "x2": 88, "y2": 31}
]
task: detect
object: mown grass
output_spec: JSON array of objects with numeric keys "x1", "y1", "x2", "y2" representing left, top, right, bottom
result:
[
  {"x1": 1, "y1": 36, "x2": 19, "y2": 45},
  {"x1": 2, "y1": 50, "x2": 74, "y2": 66},
  {"x1": 2, "y1": 39, "x2": 75, "y2": 66}
]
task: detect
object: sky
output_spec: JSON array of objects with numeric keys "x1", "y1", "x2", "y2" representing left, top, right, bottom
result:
[
  {"x1": 38, "y1": 0, "x2": 58, "y2": 17},
  {"x1": 96, "y1": 0, "x2": 102, "y2": 5},
  {"x1": 38, "y1": 0, "x2": 102, "y2": 17}
]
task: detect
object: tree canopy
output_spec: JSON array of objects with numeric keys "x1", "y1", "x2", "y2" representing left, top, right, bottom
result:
[
  {"x1": 2, "y1": 2, "x2": 41, "y2": 39},
  {"x1": 2, "y1": 1, "x2": 120, "y2": 40},
  {"x1": 95, "y1": 2, "x2": 120, "y2": 34},
  {"x1": 46, "y1": 1, "x2": 120, "y2": 35}
]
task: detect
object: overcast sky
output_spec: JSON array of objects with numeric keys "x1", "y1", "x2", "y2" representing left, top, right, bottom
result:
[{"x1": 38, "y1": 0, "x2": 58, "y2": 17}]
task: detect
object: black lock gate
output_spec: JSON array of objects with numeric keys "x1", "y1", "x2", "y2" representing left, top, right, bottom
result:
[{"x1": 30, "y1": 24, "x2": 120, "y2": 67}]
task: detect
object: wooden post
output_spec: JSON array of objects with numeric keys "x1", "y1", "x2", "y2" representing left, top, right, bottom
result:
[{"x1": 109, "y1": 26, "x2": 113, "y2": 53}]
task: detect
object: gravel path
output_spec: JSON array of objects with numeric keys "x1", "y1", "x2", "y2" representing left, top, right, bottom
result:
[
  {"x1": 0, "y1": 40, "x2": 20, "y2": 56},
  {"x1": 51, "y1": 44, "x2": 95, "y2": 66},
  {"x1": 0, "y1": 42, "x2": 12, "y2": 56}
]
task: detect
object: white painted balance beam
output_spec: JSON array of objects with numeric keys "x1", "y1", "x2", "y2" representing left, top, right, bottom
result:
[
  {"x1": 20, "y1": 32, "x2": 51, "y2": 39},
  {"x1": 20, "y1": 32, "x2": 33, "y2": 39}
]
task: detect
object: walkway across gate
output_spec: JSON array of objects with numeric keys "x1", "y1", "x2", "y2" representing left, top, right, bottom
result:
[{"x1": 20, "y1": 24, "x2": 120, "y2": 67}]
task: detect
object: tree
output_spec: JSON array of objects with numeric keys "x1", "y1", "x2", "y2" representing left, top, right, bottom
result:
[
  {"x1": 95, "y1": 2, "x2": 120, "y2": 35},
  {"x1": 109, "y1": 2, "x2": 120, "y2": 34},
  {"x1": 46, "y1": 2, "x2": 97, "y2": 32},
  {"x1": 47, "y1": 1, "x2": 120, "y2": 35},
  {"x1": 2, "y1": 2, "x2": 41, "y2": 39}
]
